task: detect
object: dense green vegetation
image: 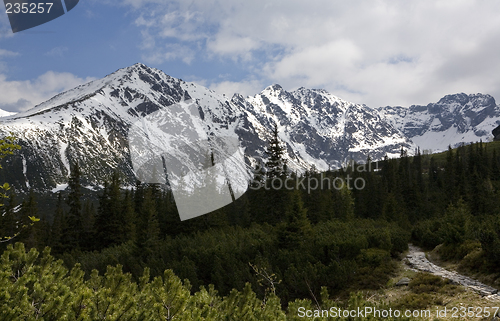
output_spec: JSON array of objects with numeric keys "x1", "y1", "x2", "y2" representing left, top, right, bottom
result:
[
  {"x1": 2, "y1": 243, "x2": 422, "y2": 320},
  {"x1": 3, "y1": 131, "x2": 500, "y2": 318},
  {"x1": 409, "y1": 142, "x2": 500, "y2": 276}
]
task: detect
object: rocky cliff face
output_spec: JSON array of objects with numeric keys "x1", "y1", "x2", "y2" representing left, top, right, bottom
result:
[{"x1": 235, "y1": 84, "x2": 411, "y2": 169}]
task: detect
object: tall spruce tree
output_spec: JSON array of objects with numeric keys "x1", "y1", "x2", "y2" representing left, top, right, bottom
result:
[
  {"x1": 136, "y1": 186, "x2": 160, "y2": 259},
  {"x1": 278, "y1": 190, "x2": 312, "y2": 249},
  {"x1": 49, "y1": 191, "x2": 66, "y2": 253},
  {"x1": 62, "y1": 162, "x2": 83, "y2": 251},
  {"x1": 95, "y1": 172, "x2": 125, "y2": 248},
  {"x1": 265, "y1": 123, "x2": 287, "y2": 179},
  {"x1": 122, "y1": 190, "x2": 137, "y2": 242},
  {"x1": 261, "y1": 123, "x2": 291, "y2": 224},
  {"x1": 81, "y1": 199, "x2": 96, "y2": 251}
]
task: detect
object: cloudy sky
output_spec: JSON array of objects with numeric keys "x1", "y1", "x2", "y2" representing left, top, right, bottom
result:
[{"x1": 1, "y1": 0, "x2": 500, "y2": 112}]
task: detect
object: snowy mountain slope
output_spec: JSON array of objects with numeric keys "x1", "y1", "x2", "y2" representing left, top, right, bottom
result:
[
  {"x1": 378, "y1": 93, "x2": 500, "y2": 152},
  {"x1": 0, "y1": 63, "x2": 498, "y2": 192},
  {"x1": 0, "y1": 63, "x2": 234, "y2": 191},
  {"x1": 0, "y1": 108, "x2": 16, "y2": 117},
  {"x1": 235, "y1": 85, "x2": 413, "y2": 170}
]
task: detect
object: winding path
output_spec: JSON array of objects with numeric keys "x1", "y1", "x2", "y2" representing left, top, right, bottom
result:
[{"x1": 404, "y1": 244, "x2": 500, "y2": 301}]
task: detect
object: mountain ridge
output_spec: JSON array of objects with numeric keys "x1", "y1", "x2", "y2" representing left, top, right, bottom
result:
[
  {"x1": 1, "y1": 63, "x2": 499, "y2": 192},
  {"x1": 377, "y1": 92, "x2": 500, "y2": 152}
]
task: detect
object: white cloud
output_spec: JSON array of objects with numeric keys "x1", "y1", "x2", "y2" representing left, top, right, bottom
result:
[
  {"x1": 0, "y1": 49, "x2": 18, "y2": 57},
  {"x1": 209, "y1": 79, "x2": 264, "y2": 98},
  {"x1": 142, "y1": 43, "x2": 195, "y2": 64},
  {"x1": 206, "y1": 33, "x2": 260, "y2": 61},
  {"x1": 45, "y1": 46, "x2": 69, "y2": 57},
  {"x1": 0, "y1": 11, "x2": 13, "y2": 39},
  {"x1": 96, "y1": 0, "x2": 500, "y2": 106},
  {"x1": 0, "y1": 71, "x2": 95, "y2": 112}
]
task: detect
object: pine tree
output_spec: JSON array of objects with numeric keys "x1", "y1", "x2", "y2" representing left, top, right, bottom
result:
[
  {"x1": 265, "y1": 123, "x2": 287, "y2": 179},
  {"x1": 122, "y1": 190, "x2": 137, "y2": 242},
  {"x1": 414, "y1": 148, "x2": 425, "y2": 194},
  {"x1": 136, "y1": 186, "x2": 160, "y2": 259},
  {"x1": 381, "y1": 155, "x2": 397, "y2": 194},
  {"x1": 95, "y1": 172, "x2": 125, "y2": 248},
  {"x1": 260, "y1": 123, "x2": 291, "y2": 224},
  {"x1": 81, "y1": 199, "x2": 96, "y2": 251},
  {"x1": 133, "y1": 180, "x2": 144, "y2": 215},
  {"x1": 334, "y1": 182, "x2": 355, "y2": 220},
  {"x1": 49, "y1": 191, "x2": 66, "y2": 253},
  {"x1": 160, "y1": 188, "x2": 180, "y2": 236},
  {"x1": 491, "y1": 149, "x2": 500, "y2": 180},
  {"x1": 107, "y1": 171, "x2": 124, "y2": 243},
  {"x1": 62, "y1": 162, "x2": 84, "y2": 251},
  {"x1": 444, "y1": 145, "x2": 457, "y2": 203},
  {"x1": 278, "y1": 190, "x2": 312, "y2": 249}
]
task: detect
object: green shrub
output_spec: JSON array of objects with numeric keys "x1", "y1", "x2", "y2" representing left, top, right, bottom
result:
[
  {"x1": 390, "y1": 228, "x2": 410, "y2": 255},
  {"x1": 456, "y1": 240, "x2": 481, "y2": 260},
  {"x1": 458, "y1": 248, "x2": 486, "y2": 272},
  {"x1": 409, "y1": 273, "x2": 447, "y2": 294},
  {"x1": 395, "y1": 293, "x2": 434, "y2": 310}
]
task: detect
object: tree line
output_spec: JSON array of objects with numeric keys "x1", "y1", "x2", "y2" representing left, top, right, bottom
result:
[{"x1": 3, "y1": 130, "x2": 500, "y2": 311}]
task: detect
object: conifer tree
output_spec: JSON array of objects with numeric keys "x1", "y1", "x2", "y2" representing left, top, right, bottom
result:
[
  {"x1": 334, "y1": 182, "x2": 355, "y2": 220},
  {"x1": 265, "y1": 123, "x2": 287, "y2": 179},
  {"x1": 278, "y1": 190, "x2": 312, "y2": 249},
  {"x1": 454, "y1": 145, "x2": 467, "y2": 198},
  {"x1": 261, "y1": 123, "x2": 291, "y2": 224},
  {"x1": 95, "y1": 172, "x2": 126, "y2": 248},
  {"x1": 81, "y1": 199, "x2": 96, "y2": 251},
  {"x1": 122, "y1": 190, "x2": 137, "y2": 242},
  {"x1": 491, "y1": 149, "x2": 500, "y2": 180},
  {"x1": 107, "y1": 172, "x2": 124, "y2": 242},
  {"x1": 414, "y1": 148, "x2": 425, "y2": 194},
  {"x1": 134, "y1": 180, "x2": 144, "y2": 215},
  {"x1": 62, "y1": 162, "x2": 84, "y2": 250},
  {"x1": 49, "y1": 191, "x2": 66, "y2": 253},
  {"x1": 159, "y1": 188, "x2": 180, "y2": 236},
  {"x1": 137, "y1": 186, "x2": 160, "y2": 258},
  {"x1": 428, "y1": 156, "x2": 439, "y2": 187},
  {"x1": 230, "y1": 193, "x2": 252, "y2": 227},
  {"x1": 444, "y1": 145, "x2": 457, "y2": 203}
]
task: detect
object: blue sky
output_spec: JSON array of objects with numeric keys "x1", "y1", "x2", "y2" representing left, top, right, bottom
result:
[{"x1": 1, "y1": 0, "x2": 500, "y2": 112}]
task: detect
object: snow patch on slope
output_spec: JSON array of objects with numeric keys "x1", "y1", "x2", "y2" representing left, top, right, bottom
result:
[{"x1": 0, "y1": 109, "x2": 16, "y2": 118}]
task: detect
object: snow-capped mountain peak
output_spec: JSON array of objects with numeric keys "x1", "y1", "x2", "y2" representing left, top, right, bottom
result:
[
  {"x1": 378, "y1": 93, "x2": 500, "y2": 152},
  {"x1": 1, "y1": 63, "x2": 499, "y2": 192}
]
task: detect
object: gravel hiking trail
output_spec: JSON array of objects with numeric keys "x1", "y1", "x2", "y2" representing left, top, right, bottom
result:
[{"x1": 404, "y1": 244, "x2": 500, "y2": 301}]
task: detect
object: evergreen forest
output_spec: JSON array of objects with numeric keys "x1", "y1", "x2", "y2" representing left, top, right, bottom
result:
[{"x1": 2, "y1": 131, "x2": 500, "y2": 319}]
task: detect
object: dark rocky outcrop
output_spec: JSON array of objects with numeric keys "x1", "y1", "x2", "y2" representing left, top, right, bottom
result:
[{"x1": 493, "y1": 124, "x2": 500, "y2": 141}]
